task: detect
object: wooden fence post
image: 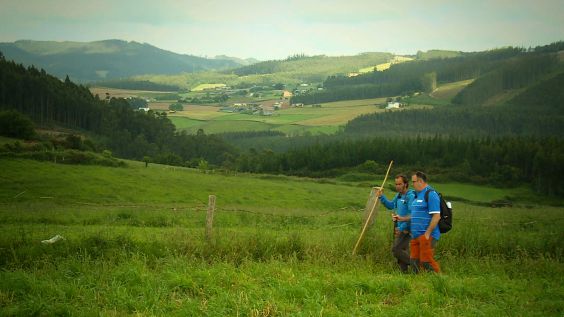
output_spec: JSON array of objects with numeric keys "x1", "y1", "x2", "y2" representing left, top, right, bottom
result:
[{"x1": 206, "y1": 195, "x2": 216, "y2": 241}]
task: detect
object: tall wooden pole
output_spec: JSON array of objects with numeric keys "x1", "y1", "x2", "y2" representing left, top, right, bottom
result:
[{"x1": 352, "y1": 160, "x2": 394, "y2": 255}]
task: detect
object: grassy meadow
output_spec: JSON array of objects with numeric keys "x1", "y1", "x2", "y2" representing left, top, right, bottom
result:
[
  {"x1": 403, "y1": 79, "x2": 475, "y2": 108},
  {"x1": 89, "y1": 83, "x2": 456, "y2": 136},
  {"x1": 165, "y1": 98, "x2": 389, "y2": 135},
  {"x1": 429, "y1": 79, "x2": 474, "y2": 101},
  {"x1": 0, "y1": 158, "x2": 562, "y2": 315},
  {"x1": 89, "y1": 87, "x2": 178, "y2": 100},
  {"x1": 88, "y1": 84, "x2": 456, "y2": 136}
]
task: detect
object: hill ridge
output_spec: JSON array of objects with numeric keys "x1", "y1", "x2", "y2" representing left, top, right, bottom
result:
[{"x1": 0, "y1": 39, "x2": 248, "y2": 82}]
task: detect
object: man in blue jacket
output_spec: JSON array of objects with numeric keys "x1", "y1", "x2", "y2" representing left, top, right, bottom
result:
[
  {"x1": 378, "y1": 174, "x2": 415, "y2": 273},
  {"x1": 410, "y1": 171, "x2": 441, "y2": 273}
]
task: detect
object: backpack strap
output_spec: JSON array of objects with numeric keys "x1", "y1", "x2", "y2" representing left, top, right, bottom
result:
[{"x1": 424, "y1": 189, "x2": 435, "y2": 202}]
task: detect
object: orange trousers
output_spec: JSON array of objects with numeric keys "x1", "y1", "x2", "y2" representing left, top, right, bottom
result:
[{"x1": 410, "y1": 235, "x2": 441, "y2": 273}]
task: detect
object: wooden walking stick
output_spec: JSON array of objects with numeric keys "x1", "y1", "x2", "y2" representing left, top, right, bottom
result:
[{"x1": 352, "y1": 160, "x2": 394, "y2": 255}]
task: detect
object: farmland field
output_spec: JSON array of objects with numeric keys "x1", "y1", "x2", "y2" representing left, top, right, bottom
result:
[
  {"x1": 429, "y1": 79, "x2": 474, "y2": 101},
  {"x1": 169, "y1": 117, "x2": 276, "y2": 134},
  {"x1": 88, "y1": 87, "x2": 428, "y2": 135},
  {"x1": 358, "y1": 56, "x2": 414, "y2": 73},
  {"x1": 191, "y1": 83, "x2": 227, "y2": 91},
  {"x1": 167, "y1": 97, "x2": 391, "y2": 135},
  {"x1": 0, "y1": 158, "x2": 562, "y2": 315},
  {"x1": 89, "y1": 87, "x2": 177, "y2": 99}
]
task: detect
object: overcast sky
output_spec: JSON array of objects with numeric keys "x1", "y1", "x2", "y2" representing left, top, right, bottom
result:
[{"x1": 0, "y1": 0, "x2": 562, "y2": 60}]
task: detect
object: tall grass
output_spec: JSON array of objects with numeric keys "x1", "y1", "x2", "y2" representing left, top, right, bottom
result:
[{"x1": 1, "y1": 158, "x2": 562, "y2": 315}]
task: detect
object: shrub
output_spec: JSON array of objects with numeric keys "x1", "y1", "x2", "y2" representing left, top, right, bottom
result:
[
  {"x1": 0, "y1": 110, "x2": 36, "y2": 140},
  {"x1": 169, "y1": 103, "x2": 184, "y2": 111}
]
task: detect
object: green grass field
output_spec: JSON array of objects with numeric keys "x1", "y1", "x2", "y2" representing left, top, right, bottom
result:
[
  {"x1": 404, "y1": 79, "x2": 475, "y2": 107},
  {"x1": 430, "y1": 79, "x2": 474, "y2": 101},
  {"x1": 191, "y1": 84, "x2": 227, "y2": 91},
  {"x1": 167, "y1": 97, "x2": 387, "y2": 135},
  {"x1": 0, "y1": 158, "x2": 562, "y2": 315},
  {"x1": 170, "y1": 117, "x2": 277, "y2": 134},
  {"x1": 89, "y1": 86, "x2": 390, "y2": 135},
  {"x1": 91, "y1": 85, "x2": 431, "y2": 136}
]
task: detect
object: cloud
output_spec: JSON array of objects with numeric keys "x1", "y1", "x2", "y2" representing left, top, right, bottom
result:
[{"x1": 0, "y1": 0, "x2": 562, "y2": 59}]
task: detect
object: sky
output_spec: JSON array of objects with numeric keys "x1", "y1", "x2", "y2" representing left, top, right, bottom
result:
[{"x1": 0, "y1": 0, "x2": 562, "y2": 60}]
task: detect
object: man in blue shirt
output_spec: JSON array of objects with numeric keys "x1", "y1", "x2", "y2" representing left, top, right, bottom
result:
[
  {"x1": 410, "y1": 171, "x2": 441, "y2": 273},
  {"x1": 378, "y1": 174, "x2": 415, "y2": 273}
]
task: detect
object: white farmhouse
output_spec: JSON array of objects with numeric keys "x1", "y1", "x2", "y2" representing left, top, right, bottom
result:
[{"x1": 385, "y1": 102, "x2": 401, "y2": 110}]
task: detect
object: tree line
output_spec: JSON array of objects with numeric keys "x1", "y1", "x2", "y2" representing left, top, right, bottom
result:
[{"x1": 233, "y1": 136, "x2": 564, "y2": 196}]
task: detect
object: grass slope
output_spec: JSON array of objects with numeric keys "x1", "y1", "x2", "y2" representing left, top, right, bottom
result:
[
  {"x1": 0, "y1": 158, "x2": 562, "y2": 315},
  {"x1": 131, "y1": 53, "x2": 393, "y2": 90}
]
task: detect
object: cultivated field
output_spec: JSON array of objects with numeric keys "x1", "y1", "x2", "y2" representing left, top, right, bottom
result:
[
  {"x1": 88, "y1": 86, "x2": 427, "y2": 135},
  {"x1": 358, "y1": 56, "x2": 414, "y2": 73},
  {"x1": 89, "y1": 87, "x2": 177, "y2": 99},
  {"x1": 191, "y1": 84, "x2": 227, "y2": 91},
  {"x1": 0, "y1": 158, "x2": 562, "y2": 315},
  {"x1": 167, "y1": 98, "x2": 390, "y2": 135}
]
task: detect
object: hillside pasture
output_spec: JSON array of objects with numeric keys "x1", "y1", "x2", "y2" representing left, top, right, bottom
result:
[
  {"x1": 430, "y1": 79, "x2": 474, "y2": 100},
  {"x1": 0, "y1": 158, "x2": 562, "y2": 315},
  {"x1": 169, "y1": 105, "x2": 230, "y2": 120},
  {"x1": 358, "y1": 56, "x2": 415, "y2": 73},
  {"x1": 147, "y1": 102, "x2": 172, "y2": 110},
  {"x1": 84, "y1": 88, "x2": 440, "y2": 135},
  {"x1": 191, "y1": 83, "x2": 227, "y2": 91},
  {"x1": 168, "y1": 117, "x2": 208, "y2": 131},
  {"x1": 167, "y1": 97, "x2": 389, "y2": 135},
  {"x1": 170, "y1": 118, "x2": 276, "y2": 134},
  {"x1": 89, "y1": 87, "x2": 176, "y2": 99}
]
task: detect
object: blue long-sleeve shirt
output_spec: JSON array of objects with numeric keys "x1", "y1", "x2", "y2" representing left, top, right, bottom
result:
[{"x1": 380, "y1": 189, "x2": 415, "y2": 232}]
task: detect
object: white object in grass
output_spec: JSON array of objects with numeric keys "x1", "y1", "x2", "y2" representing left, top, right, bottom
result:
[{"x1": 41, "y1": 235, "x2": 65, "y2": 244}]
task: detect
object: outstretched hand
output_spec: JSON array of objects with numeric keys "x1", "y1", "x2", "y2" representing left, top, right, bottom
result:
[{"x1": 374, "y1": 186, "x2": 383, "y2": 197}]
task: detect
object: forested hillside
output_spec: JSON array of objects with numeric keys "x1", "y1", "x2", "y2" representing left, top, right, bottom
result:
[
  {"x1": 506, "y1": 71, "x2": 564, "y2": 113},
  {"x1": 0, "y1": 40, "x2": 243, "y2": 82},
  {"x1": 223, "y1": 52, "x2": 392, "y2": 83},
  {"x1": 305, "y1": 41, "x2": 564, "y2": 140},
  {"x1": 0, "y1": 53, "x2": 236, "y2": 164},
  {"x1": 292, "y1": 43, "x2": 563, "y2": 105},
  {"x1": 101, "y1": 52, "x2": 395, "y2": 91},
  {"x1": 452, "y1": 53, "x2": 562, "y2": 106},
  {"x1": 342, "y1": 69, "x2": 564, "y2": 138}
]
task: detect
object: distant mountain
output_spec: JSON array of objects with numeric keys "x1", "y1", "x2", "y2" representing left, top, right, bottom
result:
[
  {"x1": 94, "y1": 52, "x2": 395, "y2": 91},
  {"x1": 214, "y1": 55, "x2": 260, "y2": 66},
  {"x1": 416, "y1": 50, "x2": 463, "y2": 60},
  {"x1": 0, "y1": 40, "x2": 251, "y2": 82}
]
